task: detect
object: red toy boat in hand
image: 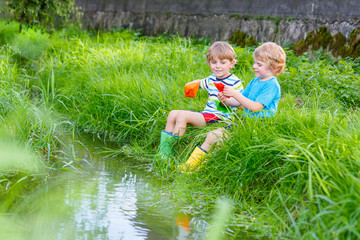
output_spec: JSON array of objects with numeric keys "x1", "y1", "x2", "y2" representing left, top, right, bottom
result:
[{"x1": 214, "y1": 82, "x2": 229, "y2": 98}]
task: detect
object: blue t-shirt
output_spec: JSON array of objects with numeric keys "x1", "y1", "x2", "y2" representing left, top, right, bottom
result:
[{"x1": 241, "y1": 77, "x2": 281, "y2": 118}]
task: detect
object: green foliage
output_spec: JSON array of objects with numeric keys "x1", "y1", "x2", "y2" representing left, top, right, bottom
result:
[
  {"x1": 229, "y1": 30, "x2": 247, "y2": 47},
  {"x1": 245, "y1": 36, "x2": 256, "y2": 47},
  {"x1": 348, "y1": 28, "x2": 360, "y2": 58},
  {"x1": 291, "y1": 27, "x2": 360, "y2": 58},
  {"x1": 286, "y1": 17, "x2": 296, "y2": 21},
  {"x1": 6, "y1": 0, "x2": 81, "y2": 32},
  {"x1": 44, "y1": 35, "x2": 209, "y2": 141},
  {"x1": 200, "y1": 104, "x2": 360, "y2": 239},
  {"x1": 306, "y1": 27, "x2": 333, "y2": 51},
  {"x1": 291, "y1": 39, "x2": 308, "y2": 56},
  {"x1": 229, "y1": 30, "x2": 257, "y2": 48},
  {"x1": 228, "y1": 13, "x2": 242, "y2": 20},
  {"x1": 14, "y1": 27, "x2": 50, "y2": 61},
  {"x1": 330, "y1": 32, "x2": 347, "y2": 57},
  {"x1": 0, "y1": 20, "x2": 18, "y2": 45},
  {"x1": 0, "y1": 20, "x2": 51, "y2": 62},
  {"x1": 0, "y1": 41, "x2": 86, "y2": 210},
  {"x1": 283, "y1": 49, "x2": 360, "y2": 108}
]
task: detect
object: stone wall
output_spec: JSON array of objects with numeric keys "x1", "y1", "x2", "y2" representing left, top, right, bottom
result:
[{"x1": 75, "y1": 0, "x2": 360, "y2": 44}]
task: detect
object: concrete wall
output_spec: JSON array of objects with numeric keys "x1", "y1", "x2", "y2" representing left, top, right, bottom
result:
[
  {"x1": 75, "y1": 0, "x2": 360, "y2": 44},
  {"x1": 77, "y1": 0, "x2": 360, "y2": 18}
]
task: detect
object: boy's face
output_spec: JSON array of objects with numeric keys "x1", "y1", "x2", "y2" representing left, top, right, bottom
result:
[
  {"x1": 208, "y1": 57, "x2": 235, "y2": 79},
  {"x1": 253, "y1": 58, "x2": 274, "y2": 80}
]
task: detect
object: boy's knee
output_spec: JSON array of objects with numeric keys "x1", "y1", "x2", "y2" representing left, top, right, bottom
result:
[
  {"x1": 206, "y1": 129, "x2": 223, "y2": 142},
  {"x1": 168, "y1": 110, "x2": 177, "y2": 115},
  {"x1": 168, "y1": 110, "x2": 180, "y2": 119},
  {"x1": 173, "y1": 110, "x2": 191, "y2": 121},
  {"x1": 205, "y1": 131, "x2": 217, "y2": 143}
]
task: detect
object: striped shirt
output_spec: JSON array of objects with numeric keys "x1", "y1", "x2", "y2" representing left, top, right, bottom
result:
[{"x1": 200, "y1": 74, "x2": 244, "y2": 121}]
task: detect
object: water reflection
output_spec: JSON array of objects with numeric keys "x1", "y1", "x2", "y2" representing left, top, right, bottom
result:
[
  {"x1": 0, "y1": 136, "x2": 268, "y2": 240},
  {"x1": 54, "y1": 139, "x2": 192, "y2": 240}
]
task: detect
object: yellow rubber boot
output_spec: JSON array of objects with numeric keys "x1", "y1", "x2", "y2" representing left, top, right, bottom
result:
[{"x1": 179, "y1": 146, "x2": 207, "y2": 173}]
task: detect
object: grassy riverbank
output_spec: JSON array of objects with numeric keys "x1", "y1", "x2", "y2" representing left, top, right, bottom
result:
[
  {"x1": 0, "y1": 22, "x2": 89, "y2": 211},
  {"x1": 1, "y1": 20, "x2": 360, "y2": 239}
]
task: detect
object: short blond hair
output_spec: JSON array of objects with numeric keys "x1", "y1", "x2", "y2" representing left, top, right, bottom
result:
[
  {"x1": 206, "y1": 41, "x2": 236, "y2": 63},
  {"x1": 253, "y1": 42, "x2": 286, "y2": 75}
]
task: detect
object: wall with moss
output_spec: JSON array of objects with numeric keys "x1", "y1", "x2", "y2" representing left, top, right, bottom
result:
[
  {"x1": 77, "y1": 0, "x2": 360, "y2": 19},
  {"x1": 76, "y1": 0, "x2": 360, "y2": 56}
]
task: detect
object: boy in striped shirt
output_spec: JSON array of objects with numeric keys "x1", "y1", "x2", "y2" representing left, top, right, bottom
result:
[{"x1": 158, "y1": 41, "x2": 244, "y2": 159}]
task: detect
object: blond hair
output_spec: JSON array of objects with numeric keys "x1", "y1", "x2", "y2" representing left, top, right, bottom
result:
[
  {"x1": 206, "y1": 41, "x2": 236, "y2": 63},
  {"x1": 253, "y1": 42, "x2": 286, "y2": 75}
]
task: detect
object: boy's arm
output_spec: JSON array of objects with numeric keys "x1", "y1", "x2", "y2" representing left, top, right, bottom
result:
[
  {"x1": 218, "y1": 92, "x2": 241, "y2": 106},
  {"x1": 185, "y1": 79, "x2": 206, "y2": 92},
  {"x1": 222, "y1": 86, "x2": 264, "y2": 112},
  {"x1": 185, "y1": 79, "x2": 201, "y2": 86}
]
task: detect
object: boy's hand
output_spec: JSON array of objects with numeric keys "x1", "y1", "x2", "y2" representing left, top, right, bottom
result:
[
  {"x1": 223, "y1": 85, "x2": 237, "y2": 98},
  {"x1": 218, "y1": 92, "x2": 228, "y2": 104},
  {"x1": 185, "y1": 79, "x2": 200, "y2": 86}
]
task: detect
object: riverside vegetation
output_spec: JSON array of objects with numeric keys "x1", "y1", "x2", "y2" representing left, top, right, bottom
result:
[{"x1": 1, "y1": 19, "x2": 360, "y2": 239}]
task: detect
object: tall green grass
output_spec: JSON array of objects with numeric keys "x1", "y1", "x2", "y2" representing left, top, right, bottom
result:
[
  {"x1": 190, "y1": 96, "x2": 360, "y2": 238},
  {"x1": 0, "y1": 35, "x2": 86, "y2": 211},
  {"x1": 42, "y1": 33, "x2": 213, "y2": 142},
  {"x1": 1, "y1": 19, "x2": 360, "y2": 238}
]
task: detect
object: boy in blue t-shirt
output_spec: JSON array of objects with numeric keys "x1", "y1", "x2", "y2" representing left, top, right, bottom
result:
[{"x1": 180, "y1": 42, "x2": 286, "y2": 172}]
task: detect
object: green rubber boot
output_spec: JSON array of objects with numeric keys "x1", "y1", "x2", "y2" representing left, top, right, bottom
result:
[{"x1": 158, "y1": 130, "x2": 177, "y2": 159}]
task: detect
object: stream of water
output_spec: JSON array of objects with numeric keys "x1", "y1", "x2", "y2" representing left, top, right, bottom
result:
[
  {"x1": 0, "y1": 137, "x2": 207, "y2": 240},
  {"x1": 0, "y1": 136, "x2": 271, "y2": 240}
]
